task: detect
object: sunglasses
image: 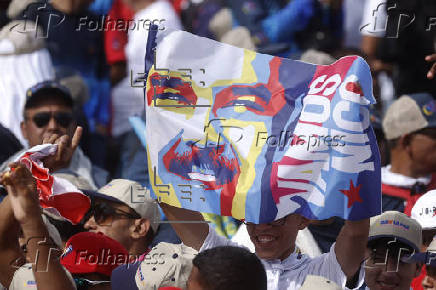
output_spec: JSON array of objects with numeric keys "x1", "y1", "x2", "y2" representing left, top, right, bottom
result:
[
  {"x1": 74, "y1": 278, "x2": 110, "y2": 290},
  {"x1": 87, "y1": 202, "x2": 141, "y2": 226},
  {"x1": 29, "y1": 111, "x2": 73, "y2": 128}
]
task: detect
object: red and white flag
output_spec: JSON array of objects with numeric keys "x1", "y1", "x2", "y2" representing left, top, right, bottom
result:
[{"x1": 16, "y1": 144, "x2": 90, "y2": 224}]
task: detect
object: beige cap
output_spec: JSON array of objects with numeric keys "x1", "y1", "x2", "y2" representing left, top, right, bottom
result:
[
  {"x1": 300, "y1": 275, "x2": 341, "y2": 290},
  {"x1": 97, "y1": 179, "x2": 160, "y2": 232},
  {"x1": 369, "y1": 211, "x2": 422, "y2": 251},
  {"x1": 300, "y1": 49, "x2": 336, "y2": 65},
  {"x1": 220, "y1": 27, "x2": 256, "y2": 50},
  {"x1": 9, "y1": 263, "x2": 74, "y2": 290},
  {"x1": 135, "y1": 242, "x2": 197, "y2": 290},
  {"x1": 382, "y1": 94, "x2": 436, "y2": 140},
  {"x1": 209, "y1": 8, "x2": 233, "y2": 40}
]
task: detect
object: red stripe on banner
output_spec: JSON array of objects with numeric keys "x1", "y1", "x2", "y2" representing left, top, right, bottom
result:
[{"x1": 271, "y1": 158, "x2": 313, "y2": 203}]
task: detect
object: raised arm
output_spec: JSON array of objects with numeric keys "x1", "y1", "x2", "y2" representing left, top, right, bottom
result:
[
  {"x1": 335, "y1": 218, "x2": 369, "y2": 279},
  {"x1": 159, "y1": 202, "x2": 209, "y2": 251},
  {"x1": 3, "y1": 163, "x2": 75, "y2": 290},
  {"x1": 0, "y1": 195, "x2": 23, "y2": 288}
]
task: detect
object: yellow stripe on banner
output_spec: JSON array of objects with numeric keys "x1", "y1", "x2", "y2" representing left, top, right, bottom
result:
[{"x1": 223, "y1": 120, "x2": 267, "y2": 220}]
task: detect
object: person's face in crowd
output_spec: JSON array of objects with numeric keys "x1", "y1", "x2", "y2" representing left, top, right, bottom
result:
[
  {"x1": 21, "y1": 97, "x2": 74, "y2": 147},
  {"x1": 364, "y1": 240, "x2": 421, "y2": 290},
  {"x1": 83, "y1": 199, "x2": 143, "y2": 251},
  {"x1": 407, "y1": 128, "x2": 436, "y2": 176},
  {"x1": 73, "y1": 273, "x2": 111, "y2": 290},
  {"x1": 422, "y1": 265, "x2": 436, "y2": 290},
  {"x1": 186, "y1": 266, "x2": 205, "y2": 290},
  {"x1": 245, "y1": 214, "x2": 309, "y2": 261}
]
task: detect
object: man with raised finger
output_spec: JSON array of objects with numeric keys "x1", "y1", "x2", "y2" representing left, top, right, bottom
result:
[{"x1": 0, "y1": 80, "x2": 107, "y2": 189}]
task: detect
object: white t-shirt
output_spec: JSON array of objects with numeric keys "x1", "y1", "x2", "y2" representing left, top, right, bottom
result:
[{"x1": 200, "y1": 226, "x2": 364, "y2": 290}]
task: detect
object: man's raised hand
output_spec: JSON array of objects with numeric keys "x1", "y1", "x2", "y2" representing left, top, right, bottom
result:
[
  {"x1": 0, "y1": 163, "x2": 39, "y2": 224},
  {"x1": 42, "y1": 126, "x2": 83, "y2": 172}
]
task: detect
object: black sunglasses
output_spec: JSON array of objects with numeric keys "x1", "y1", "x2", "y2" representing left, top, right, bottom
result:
[
  {"x1": 29, "y1": 111, "x2": 73, "y2": 128},
  {"x1": 88, "y1": 202, "x2": 141, "y2": 226}
]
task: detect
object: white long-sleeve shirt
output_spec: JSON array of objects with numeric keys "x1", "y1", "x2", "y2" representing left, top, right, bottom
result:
[{"x1": 200, "y1": 225, "x2": 364, "y2": 290}]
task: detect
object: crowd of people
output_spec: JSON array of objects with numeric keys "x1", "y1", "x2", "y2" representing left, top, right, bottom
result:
[{"x1": 0, "y1": 0, "x2": 435, "y2": 289}]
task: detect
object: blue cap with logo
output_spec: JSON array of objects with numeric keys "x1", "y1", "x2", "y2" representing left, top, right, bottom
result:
[{"x1": 25, "y1": 80, "x2": 73, "y2": 109}]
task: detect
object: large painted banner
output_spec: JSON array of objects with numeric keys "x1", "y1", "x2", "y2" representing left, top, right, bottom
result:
[{"x1": 144, "y1": 28, "x2": 381, "y2": 223}]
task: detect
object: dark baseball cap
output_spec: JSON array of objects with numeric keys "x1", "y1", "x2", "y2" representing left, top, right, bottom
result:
[{"x1": 25, "y1": 80, "x2": 74, "y2": 109}]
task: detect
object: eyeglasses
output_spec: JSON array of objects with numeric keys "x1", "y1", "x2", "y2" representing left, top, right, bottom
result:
[
  {"x1": 28, "y1": 111, "x2": 73, "y2": 128},
  {"x1": 242, "y1": 215, "x2": 289, "y2": 227},
  {"x1": 365, "y1": 241, "x2": 414, "y2": 272},
  {"x1": 88, "y1": 202, "x2": 141, "y2": 226},
  {"x1": 74, "y1": 278, "x2": 110, "y2": 290}
]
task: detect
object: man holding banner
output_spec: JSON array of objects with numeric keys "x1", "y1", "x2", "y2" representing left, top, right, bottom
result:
[{"x1": 143, "y1": 27, "x2": 382, "y2": 289}]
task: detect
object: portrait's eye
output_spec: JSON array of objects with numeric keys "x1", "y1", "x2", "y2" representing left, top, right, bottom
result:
[{"x1": 151, "y1": 74, "x2": 197, "y2": 107}]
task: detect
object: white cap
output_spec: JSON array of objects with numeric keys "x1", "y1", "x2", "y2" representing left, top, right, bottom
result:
[
  {"x1": 96, "y1": 179, "x2": 160, "y2": 232},
  {"x1": 411, "y1": 190, "x2": 436, "y2": 230},
  {"x1": 135, "y1": 242, "x2": 197, "y2": 290},
  {"x1": 369, "y1": 211, "x2": 422, "y2": 251},
  {"x1": 300, "y1": 275, "x2": 341, "y2": 290}
]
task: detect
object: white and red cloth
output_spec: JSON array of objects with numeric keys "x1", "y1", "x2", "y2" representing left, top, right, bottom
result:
[{"x1": 15, "y1": 144, "x2": 90, "y2": 224}]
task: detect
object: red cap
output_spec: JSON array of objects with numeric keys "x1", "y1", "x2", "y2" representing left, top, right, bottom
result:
[{"x1": 60, "y1": 232, "x2": 129, "y2": 277}]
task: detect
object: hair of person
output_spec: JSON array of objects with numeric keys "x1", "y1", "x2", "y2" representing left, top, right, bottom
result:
[{"x1": 192, "y1": 246, "x2": 267, "y2": 290}]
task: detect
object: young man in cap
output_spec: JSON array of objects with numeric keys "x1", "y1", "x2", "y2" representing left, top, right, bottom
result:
[
  {"x1": 159, "y1": 202, "x2": 369, "y2": 289},
  {"x1": 364, "y1": 211, "x2": 423, "y2": 290},
  {"x1": 83, "y1": 179, "x2": 160, "y2": 256},
  {"x1": 381, "y1": 93, "x2": 436, "y2": 214},
  {"x1": 0, "y1": 80, "x2": 107, "y2": 189}
]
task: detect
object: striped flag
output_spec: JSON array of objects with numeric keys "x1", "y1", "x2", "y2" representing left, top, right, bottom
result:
[{"x1": 17, "y1": 144, "x2": 90, "y2": 224}]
